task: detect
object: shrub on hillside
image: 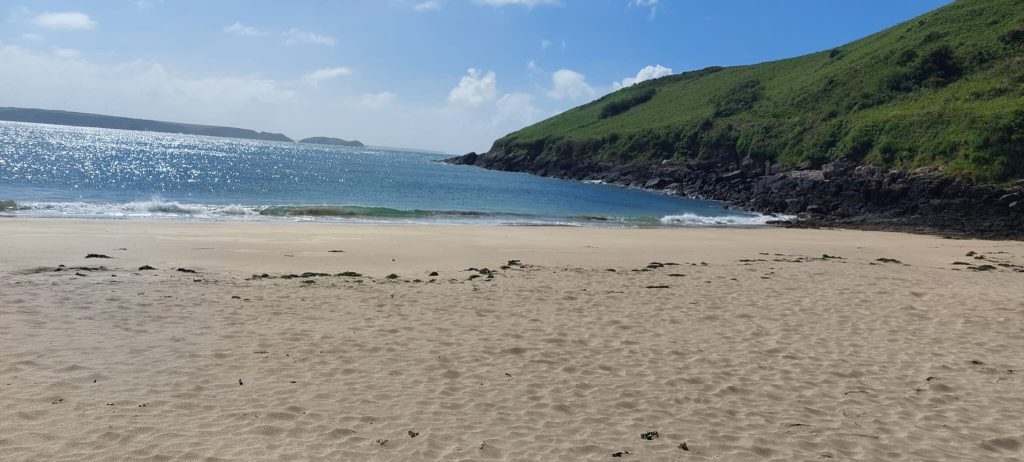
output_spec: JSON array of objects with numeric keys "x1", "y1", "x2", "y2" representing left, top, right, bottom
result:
[
  {"x1": 711, "y1": 79, "x2": 763, "y2": 117},
  {"x1": 886, "y1": 45, "x2": 963, "y2": 91},
  {"x1": 1001, "y1": 28, "x2": 1024, "y2": 45},
  {"x1": 974, "y1": 109, "x2": 1024, "y2": 179},
  {"x1": 737, "y1": 125, "x2": 776, "y2": 165},
  {"x1": 599, "y1": 89, "x2": 656, "y2": 119}
]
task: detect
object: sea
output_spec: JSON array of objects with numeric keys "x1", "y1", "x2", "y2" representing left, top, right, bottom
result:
[{"x1": 0, "y1": 121, "x2": 780, "y2": 227}]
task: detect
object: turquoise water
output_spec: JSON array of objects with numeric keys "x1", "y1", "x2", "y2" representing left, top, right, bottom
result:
[{"x1": 0, "y1": 121, "x2": 777, "y2": 226}]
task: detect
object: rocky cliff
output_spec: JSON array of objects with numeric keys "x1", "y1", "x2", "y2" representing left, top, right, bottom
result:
[{"x1": 446, "y1": 153, "x2": 1024, "y2": 239}]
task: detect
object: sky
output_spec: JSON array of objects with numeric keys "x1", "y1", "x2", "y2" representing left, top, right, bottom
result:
[{"x1": 0, "y1": 0, "x2": 952, "y2": 153}]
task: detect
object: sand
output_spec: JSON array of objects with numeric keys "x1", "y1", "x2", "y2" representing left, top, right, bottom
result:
[{"x1": 1, "y1": 219, "x2": 1022, "y2": 461}]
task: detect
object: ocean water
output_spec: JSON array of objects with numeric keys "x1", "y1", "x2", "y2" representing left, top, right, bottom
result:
[{"x1": 0, "y1": 121, "x2": 779, "y2": 226}]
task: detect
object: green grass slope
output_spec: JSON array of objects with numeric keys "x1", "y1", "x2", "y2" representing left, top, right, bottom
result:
[{"x1": 491, "y1": 0, "x2": 1024, "y2": 181}]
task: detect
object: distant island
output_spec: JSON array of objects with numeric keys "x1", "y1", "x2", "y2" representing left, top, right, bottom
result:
[
  {"x1": 0, "y1": 107, "x2": 293, "y2": 143},
  {"x1": 298, "y1": 137, "x2": 364, "y2": 147}
]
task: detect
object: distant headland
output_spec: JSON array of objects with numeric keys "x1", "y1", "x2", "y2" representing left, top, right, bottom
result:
[
  {"x1": 0, "y1": 107, "x2": 293, "y2": 143},
  {"x1": 298, "y1": 137, "x2": 365, "y2": 147}
]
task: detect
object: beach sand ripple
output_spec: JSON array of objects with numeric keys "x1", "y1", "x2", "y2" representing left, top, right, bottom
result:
[{"x1": 1, "y1": 220, "x2": 1022, "y2": 460}]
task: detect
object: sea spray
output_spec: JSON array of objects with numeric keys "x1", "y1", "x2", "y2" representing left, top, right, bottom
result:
[{"x1": 127, "y1": 198, "x2": 205, "y2": 215}]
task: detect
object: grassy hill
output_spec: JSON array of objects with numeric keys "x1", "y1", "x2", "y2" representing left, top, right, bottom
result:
[{"x1": 490, "y1": 0, "x2": 1024, "y2": 182}]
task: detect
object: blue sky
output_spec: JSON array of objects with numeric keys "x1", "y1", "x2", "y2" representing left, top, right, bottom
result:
[{"x1": 1, "y1": 0, "x2": 951, "y2": 152}]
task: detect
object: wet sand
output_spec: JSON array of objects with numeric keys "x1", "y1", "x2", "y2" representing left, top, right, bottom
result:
[{"x1": 1, "y1": 219, "x2": 1022, "y2": 461}]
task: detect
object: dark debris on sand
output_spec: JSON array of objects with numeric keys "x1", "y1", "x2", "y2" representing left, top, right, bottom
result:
[
  {"x1": 640, "y1": 431, "x2": 660, "y2": 440},
  {"x1": 875, "y1": 258, "x2": 902, "y2": 264},
  {"x1": 241, "y1": 260, "x2": 530, "y2": 285}
]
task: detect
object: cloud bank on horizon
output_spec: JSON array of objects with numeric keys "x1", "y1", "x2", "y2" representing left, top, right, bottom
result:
[{"x1": 0, "y1": 0, "x2": 950, "y2": 152}]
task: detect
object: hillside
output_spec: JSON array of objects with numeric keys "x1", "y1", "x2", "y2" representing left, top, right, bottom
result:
[
  {"x1": 483, "y1": 0, "x2": 1024, "y2": 182},
  {"x1": 0, "y1": 107, "x2": 293, "y2": 143},
  {"x1": 299, "y1": 137, "x2": 365, "y2": 147}
]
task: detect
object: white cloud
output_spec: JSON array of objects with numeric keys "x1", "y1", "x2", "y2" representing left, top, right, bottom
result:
[
  {"x1": 629, "y1": 0, "x2": 659, "y2": 18},
  {"x1": 20, "y1": 33, "x2": 44, "y2": 41},
  {"x1": 474, "y1": 0, "x2": 559, "y2": 6},
  {"x1": 0, "y1": 44, "x2": 295, "y2": 116},
  {"x1": 494, "y1": 92, "x2": 541, "y2": 128},
  {"x1": 612, "y1": 64, "x2": 672, "y2": 89},
  {"x1": 115, "y1": 61, "x2": 296, "y2": 104},
  {"x1": 51, "y1": 47, "x2": 81, "y2": 59},
  {"x1": 414, "y1": 1, "x2": 442, "y2": 11},
  {"x1": 31, "y1": 12, "x2": 96, "y2": 31},
  {"x1": 548, "y1": 69, "x2": 595, "y2": 100},
  {"x1": 303, "y1": 67, "x2": 352, "y2": 86},
  {"x1": 224, "y1": 22, "x2": 265, "y2": 36},
  {"x1": 448, "y1": 68, "x2": 497, "y2": 108},
  {"x1": 541, "y1": 39, "x2": 550, "y2": 50},
  {"x1": 282, "y1": 28, "x2": 336, "y2": 46},
  {"x1": 527, "y1": 60, "x2": 537, "y2": 70},
  {"x1": 358, "y1": 92, "x2": 398, "y2": 107},
  {"x1": 0, "y1": 43, "x2": 547, "y2": 154}
]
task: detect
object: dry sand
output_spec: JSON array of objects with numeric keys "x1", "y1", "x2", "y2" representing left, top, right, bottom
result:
[{"x1": 1, "y1": 219, "x2": 1023, "y2": 461}]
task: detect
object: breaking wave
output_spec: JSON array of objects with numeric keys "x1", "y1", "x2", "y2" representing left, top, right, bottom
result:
[
  {"x1": 659, "y1": 213, "x2": 788, "y2": 226},
  {"x1": 6, "y1": 198, "x2": 785, "y2": 227}
]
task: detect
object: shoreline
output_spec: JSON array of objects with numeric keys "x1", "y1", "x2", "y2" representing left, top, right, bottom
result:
[
  {"x1": 0, "y1": 200, "x2": 786, "y2": 228},
  {"x1": 444, "y1": 154, "x2": 1024, "y2": 240},
  {"x1": 2, "y1": 219, "x2": 1023, "y2": 460},
  {"x1": 3, "y1": 217, "x2": 1007, "y2": 273}
]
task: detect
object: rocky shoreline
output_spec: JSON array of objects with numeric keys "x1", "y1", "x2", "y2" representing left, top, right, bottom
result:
[{"x1": 445, "y1": 152, "x2": 1024, "y2": 239}]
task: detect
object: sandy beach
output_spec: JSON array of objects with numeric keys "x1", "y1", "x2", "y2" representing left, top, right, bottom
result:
[{"x1": 1, "y1": 219, "x2": 1022, "y2": 461}]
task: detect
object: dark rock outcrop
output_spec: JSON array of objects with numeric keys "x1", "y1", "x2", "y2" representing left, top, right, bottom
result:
[{"x1": 445, "y1": 153, "x2": 1024, "y2": 239}]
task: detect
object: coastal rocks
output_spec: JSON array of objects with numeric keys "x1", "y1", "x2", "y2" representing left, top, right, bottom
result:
[
  {"x1": 445, "y1": 150, "x2": 1024, "y2": 239},
  {"x1": 644, "y1": 178, "x2": 672, "y2": 189},
  {"x1": 452, "y1": 152, "x2": 479, "y2": 165},
  {"x1": 821, "y1": 160, "x2": 854, "y2": 179}
]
